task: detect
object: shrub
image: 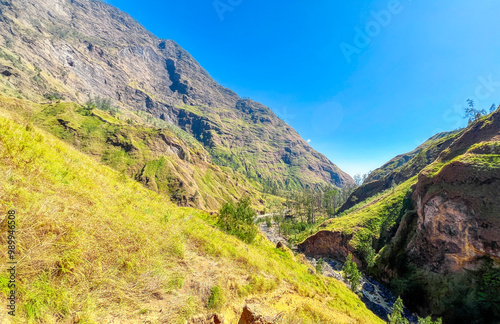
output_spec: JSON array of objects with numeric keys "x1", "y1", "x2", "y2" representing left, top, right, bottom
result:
[
  {"x1": 44, "y1": 92, "x2": 65, "y2": 101},
  {"x1": 217, "y1": 196, "x2": 258, "y2": 244},
  {"x1": 207, "y1": 285, "x2": 224, "y2": 310},
  {"x1": 417, "y1": 316, "x2": 442, "y2": 324}
]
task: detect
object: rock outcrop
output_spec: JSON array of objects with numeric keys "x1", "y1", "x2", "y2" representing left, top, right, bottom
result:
[
  {"x1": 298, "y1": 230, "x2": 358, "y2": 264},
  {"x1": 406, "y1": 109, "x2": 500, "y2": 273},
  {"x1": 189, "y1": 313, "x2": 224, "y2": 324},
  {"x1": 238, "y1": 305, "x2": 274, "y2": 324}
]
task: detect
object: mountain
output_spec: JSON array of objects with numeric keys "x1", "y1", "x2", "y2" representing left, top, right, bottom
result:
[
  {"x1": 299, "y1": 109, "x2": 500, "y2": 323},
  {"x1": 0, "y1": 95, "x2": 263, "y2": 210},
  {"x1": 0, "y1": 1, "x2": 384, "y2": 322},
  {"x1": 0, "y1": 102, "x2": 382, "y2": 323},
  {"x1": 0, "y1": 0, "x2": 353, "y2": 196},
  {"x1": 339, "y1": 130, "x2": 461, "y2": 213}
]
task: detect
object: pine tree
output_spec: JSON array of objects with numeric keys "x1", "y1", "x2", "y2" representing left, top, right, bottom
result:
[
  {"x1": 388, "y1": 296, "x2": 409, "y2": 324},
  {"x1": 342, "y1": 254, "x2": 361, "y2": 291}
]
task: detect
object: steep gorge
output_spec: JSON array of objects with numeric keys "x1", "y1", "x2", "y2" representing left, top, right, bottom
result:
[{"x1": 299, "y1": 109, "x2": 500, "y2": 323}]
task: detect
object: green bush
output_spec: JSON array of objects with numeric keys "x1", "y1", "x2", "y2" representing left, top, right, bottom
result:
[
  {"x1": 44, "y1": 92, "x2": 65, "y2": 101},
  {"x1": 217, "y1": 196, "x2": 258, "y2": 244},
  {"x1": 417, "y1": 316, "x2": 442, "y2": 324},
  {"x1": 207, "y1": 285, "x2": 224, "y2": 310}
]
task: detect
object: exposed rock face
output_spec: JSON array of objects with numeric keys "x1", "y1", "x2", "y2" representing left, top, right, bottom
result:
[
  {"x1": 411, "y1": 195, "x2": 484, "y2": 272},
  {"x1": 0, "y1": 0, "x2": 353, "y2": 190},
  {"x1": 407, "y1": 109, "x2": 500, "y2": 274},
  {"x1": 189, "y1": 313, "x2": 224, "y2": 324},
  {"x1": 238, "y1": 305, "x2": 274, "y2": 324},
  {"x1": 298, "y1": 230, "x2": 358, "y2": 264},
  {"x1": 409, "y1": 164, "x2": 500, "y2": 273}
]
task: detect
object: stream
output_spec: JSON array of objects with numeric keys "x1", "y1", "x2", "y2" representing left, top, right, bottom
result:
[{"x1": 258, "y1": 220, "x2": 418, "y2": 323}]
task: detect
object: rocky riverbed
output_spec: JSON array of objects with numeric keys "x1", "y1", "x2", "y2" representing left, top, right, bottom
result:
[{"x1": 258, "y1": 220, "x2": 418, "y2": 323}]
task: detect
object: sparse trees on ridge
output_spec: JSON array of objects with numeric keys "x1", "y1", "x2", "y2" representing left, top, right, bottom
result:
[{"x1": 464, "y1": 99, "x2": 495, "y2": 124}]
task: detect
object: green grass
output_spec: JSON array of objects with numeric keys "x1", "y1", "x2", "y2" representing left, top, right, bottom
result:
[
  {"x1": 207, "y1": 285, "x2": 224, "y2": 310},
  {"x1": 422, "y1": 142, "x2": 500, "y2": 179},
  {"x1": 0, "y1": 102, "x2": 383, "y2": 323},
  {"x1": 298, "y1": 177, "x2": 417, "y2": 250},
  {"x1": 0, "y1": 96, "x2": 264, "y2": 210},
  {"x1": 366, "y1": 130, "x2": 462, "y2": 183}
]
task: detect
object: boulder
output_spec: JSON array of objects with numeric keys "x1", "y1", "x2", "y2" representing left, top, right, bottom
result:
[
  {"x1": 189, "y1": 313, "x2": 223, "y2": 324},
  {"x1": 238, "y1": 305, "x2": 274, "y2": 324}
]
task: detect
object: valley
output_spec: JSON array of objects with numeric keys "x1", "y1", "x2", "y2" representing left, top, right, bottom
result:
[{"x1": 0, "y1": 0, "x2": 498, "y2": 323}]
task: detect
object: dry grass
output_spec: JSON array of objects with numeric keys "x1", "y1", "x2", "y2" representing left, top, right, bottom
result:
[{"x1": 0, "y1": 105, "x2": 383, "y2": 323}]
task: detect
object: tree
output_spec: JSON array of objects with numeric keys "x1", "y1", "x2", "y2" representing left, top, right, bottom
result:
[
  {"x1": 464, "y1": 99, "x2": 487, "y2": 124},
  {"x1": 353, "y1": 174, "x2": 363, "y2": 186},
  {"x1": 342, "y1": 254, "x2": 361, "y2": 291},
  {"x1": 86, "y1": 96, "x2": 119, "y2": 116},
  {"x1": 388, "y1": 296, "x2": 409, "y2": 324},
  {"x1": 217, "y1": 196, "x2": 258, "y2": 243},
  {"x1": 354, "y1": 172, "x2": 370, "y2": 186},
  {"x1": 324, "y1": 186, "x2": 338, "y2": 217},
  {"x1": 417, "y1": 316, "x2": 442, "y2": 324},
  {"x1": 316, "y1": 258, "x2": 324, "y2": 274},
  {"x1": 360, "y1": 242, "x2": 376, "y2": 268},
  {"x1": 272, "y1": 213, "x2": 283, "y2": 235},
  {"x1": 491, "y1": 103, "x2": 497, "y2": 113}
]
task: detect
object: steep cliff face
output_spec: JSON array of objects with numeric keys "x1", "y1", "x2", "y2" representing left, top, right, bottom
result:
[
  {"x1": 298, "y1": 230, "x2": 356, "y2": 263},
  {"x1": 407, "y1": 111, "x2": 500, "y2": 274},
  {"x1": 410, "y1": 194, "x2": 498, "y2": 273},
  {"x1": 0, "y1": 0, "x2": 353, "y2": 190}
]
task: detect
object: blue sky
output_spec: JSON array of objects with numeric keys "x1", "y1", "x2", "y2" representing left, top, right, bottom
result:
[{"x1": 104, "y1": 0, "x2": 500, "y2": 176}]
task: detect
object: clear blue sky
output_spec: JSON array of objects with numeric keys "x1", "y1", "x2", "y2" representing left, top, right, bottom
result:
[{"x1": 104, "y1": 0, "x2": 500, "y2": 176}]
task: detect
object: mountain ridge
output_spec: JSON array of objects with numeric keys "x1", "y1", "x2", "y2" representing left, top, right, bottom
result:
[
  {"x1": 0, "y1": 0, "x2": 353, "y2": 191},
  {"x1": 299, "y1": 108, "x2": 500, "y2": 323}
]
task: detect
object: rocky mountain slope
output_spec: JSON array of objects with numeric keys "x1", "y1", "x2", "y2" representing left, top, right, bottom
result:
[
  {"x1": 339, "y1": 130, "x2": 461, "y2": 212},
  {"x1": 299, "y1": 108, "x2": 500, "y2": 323},
  {"x1": 0, "y1": 95, "x2": 262, "y2": 210},
  {"x1": 0, "y1": 0, "x2": 353, "y2": 193}
]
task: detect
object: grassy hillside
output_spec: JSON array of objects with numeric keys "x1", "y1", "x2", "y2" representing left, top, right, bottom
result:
[
  {"x1": 0, "y1": 104, "x2": 382, "y2": 323},
  {"x1": 323, "y1": 178, "x2": 416, "y2": 251},
  {"x1": 340, "y1": 131, "x2": 461, "y2": 213},
  {"x1": 0, "y1": 95, "x2": 265, "y2": 211},
  {"x1": 365, "y1": 131, "x2": 460, "y2": 183},
  {"x1": 297, "y1": 177, "x2": 417, "y2": 261}
]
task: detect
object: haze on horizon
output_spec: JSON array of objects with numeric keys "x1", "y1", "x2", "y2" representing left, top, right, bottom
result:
[{"x1": 104, "y1": 0, "x2": 500, "y2": 177}]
